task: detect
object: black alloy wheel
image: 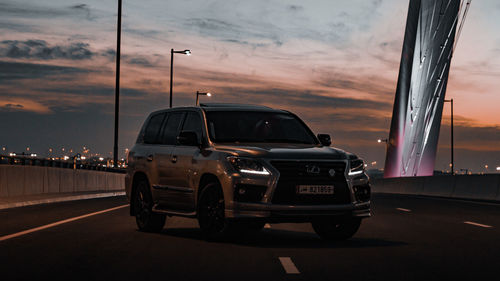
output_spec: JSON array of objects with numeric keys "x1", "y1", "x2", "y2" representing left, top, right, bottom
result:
[
  {"x1": 134, "y1": 180, "x2": 166, "y2": 232},
  {"x1": 197, "y1": 182, "x2": 228, "y2": 239}
]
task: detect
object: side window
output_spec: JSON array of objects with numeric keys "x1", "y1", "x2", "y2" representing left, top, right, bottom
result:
[
  {"x1": 143, "y1": 113, "x2": 166, "y2": 144},
  {"x1": 181, "y1": 112, "x2": 203, "y2": 142},
  {"x1": 161, "y1": 112, "x2": 184, "y2": 145}
]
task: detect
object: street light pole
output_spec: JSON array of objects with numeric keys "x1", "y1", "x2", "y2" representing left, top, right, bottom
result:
[
  {"x1": 377, "y1": 138, "x2": 389, "y2": 169},
  {"x1": 113, "y1": 0, "x2": 122, "y2": 167},
  {"x1": 445, "y1": 99, "x2": 454, "y2": 175},
  {"x1": 169, "y1": 49, "x2": 191, "y2": 108},
  {"x1": 170, "y1": 49, "x2": 174, "y2": 108}
]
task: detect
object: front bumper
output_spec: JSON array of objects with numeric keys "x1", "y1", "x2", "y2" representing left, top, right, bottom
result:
[{"x1": 225, "y1": 201, "x2": 371, "y2": 222}]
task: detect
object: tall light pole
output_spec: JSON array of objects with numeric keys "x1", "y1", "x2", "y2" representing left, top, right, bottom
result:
[
  {"x1": 169, "y1": 49, "x2": 191, "y2": 108},
  {"x1": 196, "y1": 91, "x2": 212, "y2": 105},
  {"x1": 377, "y1": 138, "x2": 388, "y2": 171},
  {"x1": 444, "y1": 99, "x2": 454, "y2": 175},
  {"x1": 113, "y1": 0, "x2": 122, "y2": 167}
]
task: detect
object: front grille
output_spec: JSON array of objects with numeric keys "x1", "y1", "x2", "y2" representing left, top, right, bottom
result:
[{"x1": 270, "y1": 161, "x2": 351, "y2": 205}]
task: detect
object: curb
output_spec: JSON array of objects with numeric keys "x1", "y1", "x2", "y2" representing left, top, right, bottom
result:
[{"x1": 0, "y1": 191, "x2": 126, "y2": 210}]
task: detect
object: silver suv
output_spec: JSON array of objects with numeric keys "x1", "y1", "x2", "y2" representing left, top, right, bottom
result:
[{"x1": 125, "y1": 104, "x2": 371, "y2": 240}]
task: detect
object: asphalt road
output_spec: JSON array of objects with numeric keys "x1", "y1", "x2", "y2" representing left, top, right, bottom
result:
[{"x1": 1, "y1": 194, "x2": 499, "y2": 281}]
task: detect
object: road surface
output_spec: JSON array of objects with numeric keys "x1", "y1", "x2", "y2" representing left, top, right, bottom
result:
[{"x1": 1, "y1": 193, "x2": 499, "y2": 281}]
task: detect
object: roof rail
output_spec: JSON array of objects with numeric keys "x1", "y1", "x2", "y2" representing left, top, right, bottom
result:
[{"x1": 199, "y1": 103, "x2": 272, "y2": 109}]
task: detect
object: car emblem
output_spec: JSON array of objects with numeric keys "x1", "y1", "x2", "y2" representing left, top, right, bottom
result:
[
  {"x1": 328, "y1": 169, "x2": 336, "y2": 177},
  {"x1": 306, "y1": 165, "x2": 320, "y2": 174}
]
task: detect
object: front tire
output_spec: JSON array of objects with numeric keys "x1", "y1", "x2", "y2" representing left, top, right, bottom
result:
[
  {"x1": 312, "y1": 217, "x2": 361, "y2": 240},
  {"x1": 197, "y1": 182, "x2": 228, "y2": 239},
  {"x1": 133, "y1": 179, "x2": 166, "y2": 233}
]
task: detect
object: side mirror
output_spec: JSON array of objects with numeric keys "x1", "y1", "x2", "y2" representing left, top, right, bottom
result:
[
  {"x1": 317, "y1": 134, "x2": 331, "y2": 146},
  {"x1": 177, "y1": 131, "x2": 200, "y2": 146}
]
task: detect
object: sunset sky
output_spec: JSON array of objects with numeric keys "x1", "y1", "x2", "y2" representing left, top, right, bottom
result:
[{"x1": 0, "y1": 0, "x2": 499, "y2": 172}]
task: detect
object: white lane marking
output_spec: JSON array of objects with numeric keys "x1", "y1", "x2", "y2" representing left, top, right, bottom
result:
[
  {"x1": 264, "y1": 223, "x2": 271, "y2": 229},
  {"x1": 464, "y1": 221, "x2": 493, "y2": 228},
  {"x1": 396, "y1": 208, "x2": 412, "y2": 212},
  {"x1": 0, "y1": 191, "x2": 126, "y2": 210},
  {"x1": 0, "y1": 204, "x2": 128, "y2": 242},
  {"x1": 278, "y1": 257, "x2": 300, "y2": 274}
]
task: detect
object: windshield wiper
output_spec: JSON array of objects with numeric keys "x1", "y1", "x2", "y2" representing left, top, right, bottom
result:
[{"x1": 263, "y1": 139, "x2": 312, "y2": 144}]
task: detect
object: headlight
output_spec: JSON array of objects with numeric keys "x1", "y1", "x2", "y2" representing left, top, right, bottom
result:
[
  {"x1": 348, "y1": 158, "x2": 365, "y2": 176},
  {"x1": 227, "y1": 156, "x2": 270, "y2": 176}
]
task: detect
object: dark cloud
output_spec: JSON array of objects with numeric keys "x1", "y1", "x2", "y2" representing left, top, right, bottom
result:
[
  {"x1": 205, "y1": 86, "x2": 391, "y2": 114},
  {"x1": 0, "y1": 40, "x2": 94, "y2": 60},
  {"x1": 0, "y1": 21, "x2": 39, "y2": 33},
  {"x1": 288, "y1": 5, "x2": 304, "y2": 11},
  {"x1": 314, "y1": 73, "x2": 395, "y2": 98},
  {"x1": 185, "y1": 18, "x2": 284, "y2": 47},
  {"x1": 3, "y1": 103, "x2": 24, "y2": 109},
  {"x1": 0, "y1": 60, "x2": 90, "y2": 82},
  {"x1": 69, "y1": 4, "x2": 95, "y2": 20},
  {"x1": 0, "y1": 2, "x2": 67, "y2": 18},
  {"x1": 0, "y1": 2, "x2": 98, "y2": 20}
]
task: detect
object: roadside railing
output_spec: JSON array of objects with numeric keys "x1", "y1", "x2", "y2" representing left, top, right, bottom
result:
[{"x1": 0, "y1": 155, "x2": 126, "y2": 174}]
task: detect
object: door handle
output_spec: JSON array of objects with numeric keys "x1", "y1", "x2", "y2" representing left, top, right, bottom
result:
[
  {"x1": 171, "y1": 155, "x2": 177, "y2": 163},
  {"x1": 147, "y1": 155, "x2": 153, "y2": 162}
]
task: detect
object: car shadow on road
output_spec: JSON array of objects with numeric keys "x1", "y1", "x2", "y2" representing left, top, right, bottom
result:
[{"x1": 160, "y1": 227, "x2": 407, "y2": 249}]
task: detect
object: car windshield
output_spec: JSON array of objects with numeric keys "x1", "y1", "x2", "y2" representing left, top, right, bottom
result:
[{"x1": 205, "y1": 111, "x2": 317, "y2": 144}]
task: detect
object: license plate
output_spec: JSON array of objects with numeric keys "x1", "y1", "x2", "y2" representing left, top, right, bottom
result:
[{"x1": 296, "y1": 185, "x2": 334, "y2": 195}]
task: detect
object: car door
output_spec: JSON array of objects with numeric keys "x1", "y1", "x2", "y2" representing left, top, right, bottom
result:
[
  {"x1": 139, "y1": 112, "x2": 168, "y2": 202},
  {"x1": 154, "y1": 111, "x2": 185, "y2": 207},
  {"x1": 169, "y1": 111, "x2": 204, "y2": 212}
]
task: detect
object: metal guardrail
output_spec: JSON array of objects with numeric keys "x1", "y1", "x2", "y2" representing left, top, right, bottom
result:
[{"x1": 0, "y1": 155, "x2": 126, "y2": 174}]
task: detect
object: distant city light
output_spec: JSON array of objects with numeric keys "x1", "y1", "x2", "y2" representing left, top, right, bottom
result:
[
  {"x1": 9, "y1": 153, "x2": 16, "y2": 156},
  {"x1": 30, "y1": 153, "x2": 37, "y2": 157},
  {"x1": 63, "y1": 156, "x2": 69, "y2": 160},
  {"x1": 81, "y1": 156, "x2": 86, "y2": 160},
  {"x1": 99, "y1": 157, "x2": 104, "y2": 161},
  {"x1": 497, "y1": 167, "x2": 500, "y2": 171}
]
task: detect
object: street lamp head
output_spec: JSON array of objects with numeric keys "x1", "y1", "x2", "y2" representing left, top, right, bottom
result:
[
  {"x1": 377, "y1": 139, "x2": 382, "y2": 143},
  {"x1": 196, "y1": 91, "x2": 213, "y2": 105},
  {"x1": 184, "y1": 50, "x2": 191, "y2": 56}
]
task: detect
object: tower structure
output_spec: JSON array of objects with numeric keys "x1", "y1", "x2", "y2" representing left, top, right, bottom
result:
[{"x1": 384, "y1": 0, "x2": 471, "y2": 177}]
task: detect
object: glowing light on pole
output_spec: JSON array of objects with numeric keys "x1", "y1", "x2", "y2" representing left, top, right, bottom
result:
[{"x1": 196, "y1": 91, "x2": 212, "y2": 105}]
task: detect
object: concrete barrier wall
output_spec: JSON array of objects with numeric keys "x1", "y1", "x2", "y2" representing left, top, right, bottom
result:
[
  {"x1": 0, "y1": 165, "x2": 125, "y2": 198},
  {"x1": 372, "y1": 174, "x2": 500, "y2": 202}
]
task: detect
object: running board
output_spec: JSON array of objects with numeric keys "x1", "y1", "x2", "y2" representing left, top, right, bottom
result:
[{"x1": 152, "y1": 204, "x2": 196, "y2": 218}]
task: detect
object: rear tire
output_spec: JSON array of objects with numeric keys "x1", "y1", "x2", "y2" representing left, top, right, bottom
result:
[
  {"x1": 133, "y1": 179, "x2": 166, "y2": 233},
  {"x1": 312, "y1": 217, "x2": 361, "y2": 240}
]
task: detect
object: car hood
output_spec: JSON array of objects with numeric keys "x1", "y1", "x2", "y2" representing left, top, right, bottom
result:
[{"x1": 212, "y1": 143, "x2": 349, "y2": 160}]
